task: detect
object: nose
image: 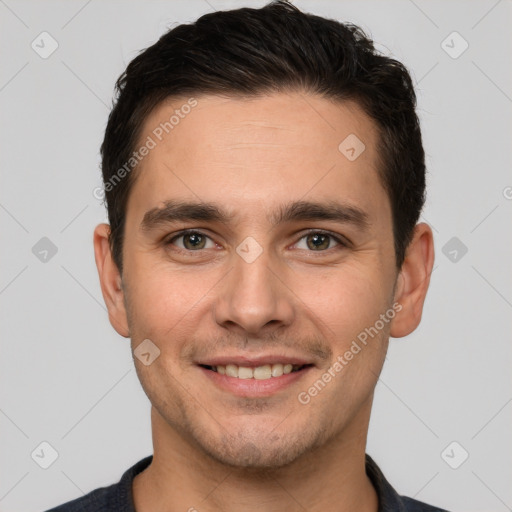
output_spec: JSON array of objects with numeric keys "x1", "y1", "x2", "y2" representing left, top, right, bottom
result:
[{"x1": 213, "y1": 247, "x2": 295, "y2": 336}]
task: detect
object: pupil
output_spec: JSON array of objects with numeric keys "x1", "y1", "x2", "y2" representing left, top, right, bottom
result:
[
  {"x1": 309, "y1": 233, "x2": 328, "y2": 250},
  {"x1": 186, "y1": 233, "x2": 204, "y2": 249}
]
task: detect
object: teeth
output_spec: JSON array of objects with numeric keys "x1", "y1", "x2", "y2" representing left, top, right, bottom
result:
[
  {"x1": 271, "y1": 364, "x2": 284, "y2": 377},
  {"x1": 238, "y1": 366, "x2": 253, "y2": 379},
  {"x1": 225, "y1": 364, "x2": 238, "y2": 378},
  {"x1": 253, "y1": 365, "x2": 272, "y2": 380},
  {"x1": 212, "y1": 363, "x2": 304, "y2": 380}
]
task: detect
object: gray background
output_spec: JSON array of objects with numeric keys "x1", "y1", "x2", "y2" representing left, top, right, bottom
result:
[{"x1": 1, "y1": 1, "x2": 511, "y2": 511}]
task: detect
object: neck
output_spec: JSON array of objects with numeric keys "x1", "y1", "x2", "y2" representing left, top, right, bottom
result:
[{"x1": 133, "y1": 405, "x2": 378, "y2": 512}]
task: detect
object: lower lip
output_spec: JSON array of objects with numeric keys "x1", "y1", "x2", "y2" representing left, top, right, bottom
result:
[{"x1": 199, "y1": 366, "x2": 313, "y2": 397}]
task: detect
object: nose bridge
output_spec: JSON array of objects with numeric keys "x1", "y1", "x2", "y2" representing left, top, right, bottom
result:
[{"x1": 214, "y1": 244, "x2": 294, "y2": 334}]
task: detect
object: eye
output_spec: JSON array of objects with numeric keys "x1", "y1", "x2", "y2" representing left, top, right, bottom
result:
[
  {"x1": 294, "y1": 230, "x2": 345, "y2": 251},
  {"x1": 167, "y1": 230, "x2": 216, "y2": 251}
]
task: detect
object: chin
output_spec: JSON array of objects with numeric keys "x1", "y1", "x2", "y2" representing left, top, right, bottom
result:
[
  {"x1": 147, "y1": 379, "x2": 338, "y2": 470},
  {"x1": 190, "y1": 421, "x2": 328, "y2": 470}
]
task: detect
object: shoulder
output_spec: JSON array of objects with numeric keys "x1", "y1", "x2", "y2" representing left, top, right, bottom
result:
[
  {"x1": 44, "y1": 485, "x2": 113, "y2": 512},
  {"x1": 400, "y1": 495, "x2": 450, "y2": 512},
  {"x1": 365, "y1": 454, "x2": 450, "y2": 512},
  {"x1": 43, "y1": 455, "x2": 153, "y2": 512}
]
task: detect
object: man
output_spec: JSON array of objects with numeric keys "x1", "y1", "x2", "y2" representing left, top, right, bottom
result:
[{"x1": 47, "y1": 1, "x2": 444, "y2": 510}]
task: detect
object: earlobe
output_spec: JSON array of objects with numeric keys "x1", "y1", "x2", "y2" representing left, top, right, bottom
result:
[
  {"x1": 93, "y1": 223, "x2": 130, "y2": 338},
  {"x1": 390, "y1": 223, "x2": 435, "y2": 338}
]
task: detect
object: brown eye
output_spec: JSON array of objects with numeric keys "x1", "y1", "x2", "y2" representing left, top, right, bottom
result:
[
  {"x1": 307, "y1": 233, "x2": 330, "y2": 250},
  {"x1": 182, "y1": 233, "x2": 206, "y2": 250},
  {"x1": 168, "y1": 231, "x2": 214, "y2": 251},
  {"x1": 294, "y1": 231, "x2": 343, "y2": 251}
]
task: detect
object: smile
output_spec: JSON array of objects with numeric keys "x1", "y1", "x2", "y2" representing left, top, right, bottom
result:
[
  {"x1": 202, "y1": 363, "x2": 307, "y2": 380},
  {"x1": 198, "y1": 361, "x2": 313, "y2": 397}
]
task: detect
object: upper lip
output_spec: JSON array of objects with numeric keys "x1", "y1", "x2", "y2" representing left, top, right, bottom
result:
[{"x1": 197, "y1": 354, "x2": 313, "y2": 367}]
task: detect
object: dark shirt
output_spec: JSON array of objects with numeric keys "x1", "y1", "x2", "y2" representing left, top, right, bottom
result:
[{"x1": 45, "y1": 454, "x2": 448, "y2": 511}]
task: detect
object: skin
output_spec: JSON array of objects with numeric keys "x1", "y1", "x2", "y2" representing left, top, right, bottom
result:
[{"x1": 94, "y1": 92, "x2": 434, "y2": 511}]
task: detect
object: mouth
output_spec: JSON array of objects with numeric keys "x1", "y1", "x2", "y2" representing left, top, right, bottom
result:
[
  {"x1": 197, "y1": 361, "x2": 314, "y2": 397},
  {"x1": 199, "y1": 363, "x2": 311, "y2": 380}
]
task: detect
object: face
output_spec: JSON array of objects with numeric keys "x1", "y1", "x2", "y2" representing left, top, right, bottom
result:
[{"x1": 98, "y1": 92, "x2": 413, "y2": 469}]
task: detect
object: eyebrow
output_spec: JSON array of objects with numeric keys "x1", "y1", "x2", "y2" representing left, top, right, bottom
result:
[{"x1": 140, "y1": 199, "x2": 370, "y2": 231}]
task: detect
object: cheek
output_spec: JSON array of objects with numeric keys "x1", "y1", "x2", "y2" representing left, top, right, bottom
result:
[
  {"x1": 300, "y1": 267, "x2": 391, "y2": 413},
  {"x1": 293, "y1": 261, "x2": 390, "y2": 340},
  {"x1": 124, "y1": 259, "x2": 219, "y2": 341}
]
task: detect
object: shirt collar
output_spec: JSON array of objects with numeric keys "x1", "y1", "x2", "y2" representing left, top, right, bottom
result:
[{"x1": 120, "y1": 453, "x2": 413, "y2": 511}]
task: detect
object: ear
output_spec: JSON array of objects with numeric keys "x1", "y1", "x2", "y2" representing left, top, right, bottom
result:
[
  {"x1": 93, "y1": 223, "x2": 130, "y2": 338},
  {"x1": 390, "y1": 222, "x2": 435, "y2": 338}
]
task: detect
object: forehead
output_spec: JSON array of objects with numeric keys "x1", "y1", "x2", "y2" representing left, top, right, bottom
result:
[{"x1": 127, "y1": 92, "x2": 388, "y2": 227}]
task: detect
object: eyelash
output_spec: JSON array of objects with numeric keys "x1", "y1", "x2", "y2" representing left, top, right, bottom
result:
[{"x1": 165, "y1": 229, "x2": 347, "y2": 255}]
